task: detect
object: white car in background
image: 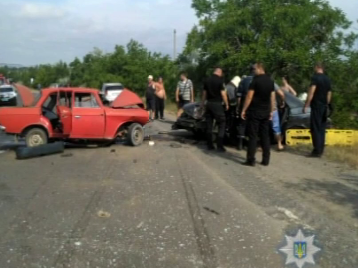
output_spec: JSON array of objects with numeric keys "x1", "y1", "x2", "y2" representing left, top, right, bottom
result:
[
  {"x1": 101, "y1": 83, "x2": 124, "y2": 103},
  {"x1": 0, "y1": 85, "x2": 17, "y2": 106}
]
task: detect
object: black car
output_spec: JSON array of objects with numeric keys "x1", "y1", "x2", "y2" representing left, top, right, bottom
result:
[{"x1": 172, "y1": 91, "x2": 331, "y2": 143}]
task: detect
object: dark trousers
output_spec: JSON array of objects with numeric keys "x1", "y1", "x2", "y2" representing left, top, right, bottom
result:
[
  {"x1": 246, "y1": 111, "x2": 271, "y2": 164},
  {"x1": 206, "y1": 102, "x2": 226, "y2": 146},
  {"x1": 155, "y1": 96, "x2": 165, "y2": 119},
  {"x1": 310, "y1": 105, "x2": 328, "y2": 155}
]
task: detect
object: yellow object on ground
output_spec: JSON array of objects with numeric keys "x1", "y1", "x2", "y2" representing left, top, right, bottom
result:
[{"x1": 286, "y1": 129, "x2": 358, "y2": 146}]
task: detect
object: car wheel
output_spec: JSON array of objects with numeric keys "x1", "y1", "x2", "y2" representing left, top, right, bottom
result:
[
  {"x1": 25, "y1": 128, "x2": 48, "y2": 147},
  {"x1": 127, "y1": 123, "x2": 144, "y2": 146}
]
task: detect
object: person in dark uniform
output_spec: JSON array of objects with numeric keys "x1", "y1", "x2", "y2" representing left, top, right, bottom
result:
[
  {"x1": 241, "y1": 62, "x2": 275, "y2": 166},
  {"x1": 145, "y1": 75, "x2": 156, "y2": 121},
  {"x1": 303, "y1": 62, "x2": 332, "y2": 157},
  {"x1": 201, "y1": 68, "x2": 229, "y2": 152},
  {"x1": 236, "y1": 65, "x2": 255, "y2": 150}
]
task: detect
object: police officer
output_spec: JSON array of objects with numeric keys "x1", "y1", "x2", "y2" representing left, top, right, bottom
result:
[
  {"x1": 241, "y1": 62, "x2": 275, "y2": 166},
  {"x1": 236, "y1": 65, "x2": 255, "y2": 150},
  {"x1": 201, "y1": 68, "x2": 229, "y2": 152},
  {"x1": 303, "y1": 62, "x2": 332, "y2": 157}
]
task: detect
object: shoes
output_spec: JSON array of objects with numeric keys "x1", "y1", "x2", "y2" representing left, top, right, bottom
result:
[
  {"x1": 217, "y1": 147, "x2": 226, "y2": 153},
  {"x1": 160, "y1": 117, "x2": 165, "y2": 121},
  {"x1": 242, "y1": 161, "x2": 255, "y2": 167},
  {"x1": 306, "y1": 153, "x2": 321, "y2": 158},
  {"x1": 217, "y1": 138, "x2": 226, "y2": 153},
  {"x1": 260, "y1": 162, "x2": 269, "y2": 166},
  {"x1": 207, "y1": 144, "x2": 215, "y2": 150}
]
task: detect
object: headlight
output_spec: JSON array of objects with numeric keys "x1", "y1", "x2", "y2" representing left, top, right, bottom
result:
[{"x1": 193, "y1": 106, "x2": 204, "y2": 119}]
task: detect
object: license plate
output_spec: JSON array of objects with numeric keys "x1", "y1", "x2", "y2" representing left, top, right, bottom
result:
[{"x1": 1, "y1": 98, "x2": 8, "y2": 101}]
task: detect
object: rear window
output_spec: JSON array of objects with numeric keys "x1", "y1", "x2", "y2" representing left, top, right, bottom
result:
[
  {"x1": 105, "y1": 85, "x2": 124, "y2": 91},
  {"x1": 0, "y1": 87, "x2": 13, "y2": 93},
  {"x1": 284, "y1": 91, "x2": 304, "y2": 108}
]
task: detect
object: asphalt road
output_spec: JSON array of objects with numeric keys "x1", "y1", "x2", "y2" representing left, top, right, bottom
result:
[{"x1": 0, "y1": 112, "x2": 358, "y2": 268}]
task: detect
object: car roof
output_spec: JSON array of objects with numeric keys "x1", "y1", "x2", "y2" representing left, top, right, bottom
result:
[
  {"x1": 0, "y1": 85, "x2": 14, "y2": 89},
  {"x1": 103, "y1": 83, "x2": 123, "y2": 86},
  {"x1": 41, "y1": 87, "x2": 100, "y2": 94}
]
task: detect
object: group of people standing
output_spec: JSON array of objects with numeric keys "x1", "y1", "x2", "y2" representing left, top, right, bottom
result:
[
  {"x1": 145, "y1": 75, "x2": 167, "y2": 121},
  {"x1": 201, "y1": 62, "x2": 332, "y2": 166},
  {"x1": 145, "y1": 61, "x2": 332, "y2": 167},
  {"x1": 145, "y1": 72, "x2": 195, "y2": 121}
]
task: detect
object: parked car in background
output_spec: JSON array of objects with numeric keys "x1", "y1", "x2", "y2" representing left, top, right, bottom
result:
[
  {"x1": 0, "y1": 87, "x2": 149, "y2": 147},
  {"x1": 101, "y1": 83, "x2": 124, "y2": 103},
  {"x1": 49, "y1": 83, "x2": 60, "y2": 88},
  {"x1": 172, "y1": 91, "x2": 332, "y2": 143},
  {"x1": 0, "y1": 85, "x2": 17, "y2": 106}
]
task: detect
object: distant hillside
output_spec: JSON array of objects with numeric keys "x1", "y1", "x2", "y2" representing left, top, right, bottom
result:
[{"x1": 0, "y1": 63, "x2": 25, "y2": 68}]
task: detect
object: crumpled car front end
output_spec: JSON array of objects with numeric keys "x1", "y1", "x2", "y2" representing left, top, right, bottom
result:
[{"x1": 172, "y1": 102, "x2": 205, "y2": 131}]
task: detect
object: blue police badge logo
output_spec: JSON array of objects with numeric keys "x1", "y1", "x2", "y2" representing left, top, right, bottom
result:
[
  {"x1": 294, "y1": 241, "x2": 307, "y2": 259},
  {"x1": 279, "y1": 229, "x2": 320, "y2": 268}
]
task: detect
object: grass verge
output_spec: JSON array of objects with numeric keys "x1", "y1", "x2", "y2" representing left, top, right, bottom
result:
[
  {"x1": 165, "y1": 100, "x2": 177, "y2": 114},
  {"x1": 292, "y1": 144, "x2": 358, "y2": 168}
]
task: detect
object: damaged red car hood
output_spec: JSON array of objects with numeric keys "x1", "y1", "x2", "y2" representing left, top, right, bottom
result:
[{"x1": 110, "y1": 89, "x2": 144, "y2": 108}]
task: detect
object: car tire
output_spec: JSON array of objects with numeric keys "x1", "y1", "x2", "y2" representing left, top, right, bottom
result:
[
  {"x1": 16, "y1": 142, "x2": 64, "y2": 160},
  {"x1": 25, "y1": 128, "x2": 48, "y2": 147},
  {"x1": 127, "y1": 123, "x2": 144, "y2": 146}
]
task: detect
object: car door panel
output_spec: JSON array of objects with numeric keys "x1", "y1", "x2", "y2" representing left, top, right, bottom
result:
[
  {"x1": 56, "y1": 90, "x2": 72, "y2": 136},
  {"x1": 71, "y1": 108, "x2": 105, "y2": 138},
  {"x1": 57, "y1": 106, "x2": 72, "y2": 135},
  {"x1": 70, "y1": 91, "x2": 106, "y2": 138}
]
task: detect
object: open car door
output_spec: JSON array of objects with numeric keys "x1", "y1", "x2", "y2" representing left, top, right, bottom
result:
[{"x1": 56, "y1": 90, "x2": 72, "y2": 136}]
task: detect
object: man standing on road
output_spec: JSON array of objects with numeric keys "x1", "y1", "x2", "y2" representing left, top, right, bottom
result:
[
  {"x1": 155, "y1": 77, "x2": 166, "y2": 120},
  {"x1": 145, "y1": 75, "x2": 156, "y2": 121},
  {"x1": 303, "y1": 62, "x2": 332, "y2": 157},
  {"x1": 176, "y1": 72, "x2": 194, "y2": 118},
  {"x1": 236, "y1": 65, "x2": 255, "y2": 150},
  {"x1": 201, "y1": 67, "x2": 229, "y2": 152},
  {"x1": 241, "y1": 63, "x2": 275, "y2": 166}
]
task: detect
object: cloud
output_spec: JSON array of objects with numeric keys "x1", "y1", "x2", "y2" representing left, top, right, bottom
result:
[
  {"x1": 17, "y1": 3, "x2": 66, "y2": 19},
  {"x1": 0, "y1": 0, "x2": 197, "y2": 65},
  {"x1": 0, "y1": 0, "x2": 356, "y2": 65}
]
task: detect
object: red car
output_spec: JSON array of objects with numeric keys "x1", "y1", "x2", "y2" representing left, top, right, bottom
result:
[{"x1": 0, "y1": 87, "x2": 149, "y2": 147}]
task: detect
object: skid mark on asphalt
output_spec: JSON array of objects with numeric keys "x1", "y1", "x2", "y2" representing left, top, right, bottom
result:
[{"x1": 175, "y1": 153, "x2": 218, "y2": 268}]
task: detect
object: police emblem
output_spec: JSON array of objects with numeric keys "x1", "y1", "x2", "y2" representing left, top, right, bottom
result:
[
  {"x1": 294, "y1": 242, "x2": 307, "y2": 259},
  {"x1": 279, "y1": 229, "x2": 320, "y2": 268}
]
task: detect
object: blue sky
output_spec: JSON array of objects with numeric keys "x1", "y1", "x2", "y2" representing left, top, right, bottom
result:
[{"x1": 0, "y1": 0, "x2": 357, "y2": 65}]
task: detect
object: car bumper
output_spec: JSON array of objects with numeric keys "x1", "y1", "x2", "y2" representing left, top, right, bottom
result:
[
  {"x1": 172, "y1": 117, "x2": 206, "y2": 131},
  {"x1": 0, "y1": 97, "x2": 17, "y2": 106}
]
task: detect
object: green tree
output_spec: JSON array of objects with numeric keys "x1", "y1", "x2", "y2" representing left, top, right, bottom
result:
[{"x1": 180, "y1": 0, "x2": 358, "y2": 128}]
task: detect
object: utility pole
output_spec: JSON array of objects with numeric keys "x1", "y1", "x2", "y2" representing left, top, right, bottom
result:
[{"x1": 173, "y1": 29, "x2": 177, "y2": 61}]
